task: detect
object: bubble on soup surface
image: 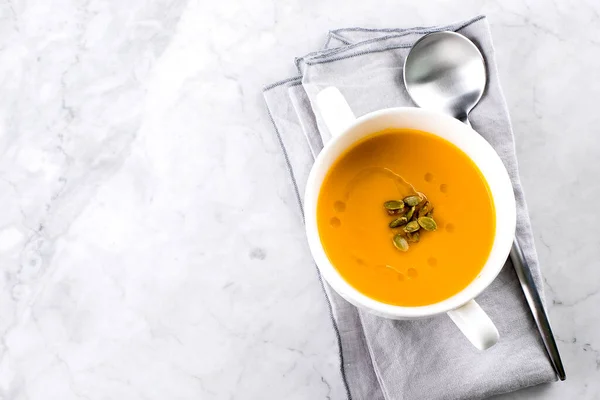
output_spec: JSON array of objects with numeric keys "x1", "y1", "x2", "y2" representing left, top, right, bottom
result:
[
  {"x1": 424, "y1": 172, "x2": 434, "y2": 182},
  {"x1": 397, "y1": 273, "x2": 405, "y2": 281},
  {"x1": 407, "y1": 268, "x2": 418, "y2": 278},
  {"x1": 440, "y1": 183, "x2": 448, "y2": 193},
  {"x1": 333, "y1": 201, "x2": 346, "y2": 212},
  {"x1": 330, "y1": 217, "x2": 341, "y2": 227},
  {"x1": 445, "y1": 223, "x2": 455, "y2": 233},
  {"x1": 427, "y1": 257, "x2": 438, "y2": 267}
]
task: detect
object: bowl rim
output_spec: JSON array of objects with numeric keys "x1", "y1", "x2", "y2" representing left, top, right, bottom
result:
[{"x1": 304, "y1": 107, "x2": 516, "y2": 319}]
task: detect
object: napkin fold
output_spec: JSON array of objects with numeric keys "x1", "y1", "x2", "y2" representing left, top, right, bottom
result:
[{"x1": 264, "y1": 16, "x2": 556, "y2": 400}]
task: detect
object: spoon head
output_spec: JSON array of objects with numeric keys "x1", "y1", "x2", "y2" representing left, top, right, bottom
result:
[{"x1": 403, "y1": 31, "x2": 486, "y2": 120}]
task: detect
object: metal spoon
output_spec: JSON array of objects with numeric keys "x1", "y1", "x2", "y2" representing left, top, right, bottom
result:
[{"x1": 403, "y1": 31, "x2": 566, "y2": 381}]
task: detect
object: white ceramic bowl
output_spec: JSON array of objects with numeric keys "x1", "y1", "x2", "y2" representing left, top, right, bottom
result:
[{"x1": 304, "y1": 87, "x2": 516, "y2": 350}]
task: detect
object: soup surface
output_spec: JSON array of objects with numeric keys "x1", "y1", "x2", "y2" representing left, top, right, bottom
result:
[{"x1": 317, "y1": 129, "x2": 495, "y2": 306}]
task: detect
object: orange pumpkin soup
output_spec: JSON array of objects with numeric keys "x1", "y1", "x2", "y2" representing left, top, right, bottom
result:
[{"x1": 317, "y1": 129, "x2": 495, "y2": 306}]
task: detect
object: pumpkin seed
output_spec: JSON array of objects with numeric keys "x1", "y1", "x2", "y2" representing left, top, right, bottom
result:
[
  {"x1": 384, "y1": 200, "x2": 404, "y2": 211},
  {"x1": 389, "y1": 216, "x2": 408, "y2": 228},
  {"x1": 403, "y1": 221, "x2": 420, "y2": 233},
  {"x1": 393, "y1": 234, "x2": 409, "y2": 252},
  {"x1": 418, "y1": 216, "x2": 437, "y2": 231},
  {"x1": 407, "y1": 231, "x2": 420, "y2": 243},
  {"x1": 387, "y1": 206, "x2": 407, "y2": 216},
  {"x1": 405, "y1": 206, "x2": 415, "y2": 221},
  {"x1": 410, "y1": 211, "x2": 419, "y2": 222},
  {"x1": 403, "y1": 195, "x2": 421, "y2": 207},
  {"x1": 418, "y1": 201, "x2": 431, "y2": 217}
]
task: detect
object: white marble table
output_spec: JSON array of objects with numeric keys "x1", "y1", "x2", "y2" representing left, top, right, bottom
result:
[{"x1": 0, "y1": 0, "x2": 598, "y2": 399}]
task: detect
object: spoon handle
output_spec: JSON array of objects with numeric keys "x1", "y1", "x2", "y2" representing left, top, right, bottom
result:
[
  {"x1": 463, "y1": 117, "x2": 565, "y2": 380},
  {"x1": 510, "y1": 239, "x2": 566, "y2": 380}
]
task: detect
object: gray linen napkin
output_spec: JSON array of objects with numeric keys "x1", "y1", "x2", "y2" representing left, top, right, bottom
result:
[{"x1": 264, "y1": 16, "x2": 557, "y2": 400}]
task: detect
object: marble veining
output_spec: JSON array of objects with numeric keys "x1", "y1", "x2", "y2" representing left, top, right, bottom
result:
[{"x1": 0, "y1": 0, "x2": 599, "y2": 399}]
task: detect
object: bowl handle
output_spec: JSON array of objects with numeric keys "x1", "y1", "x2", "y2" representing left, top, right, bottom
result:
[
  {"x1": 316, "y1": 87, "x2": 356, "y2": 138},
  {"x1": 447, "y1": 300, "x2": 499, "y2": 350}
]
